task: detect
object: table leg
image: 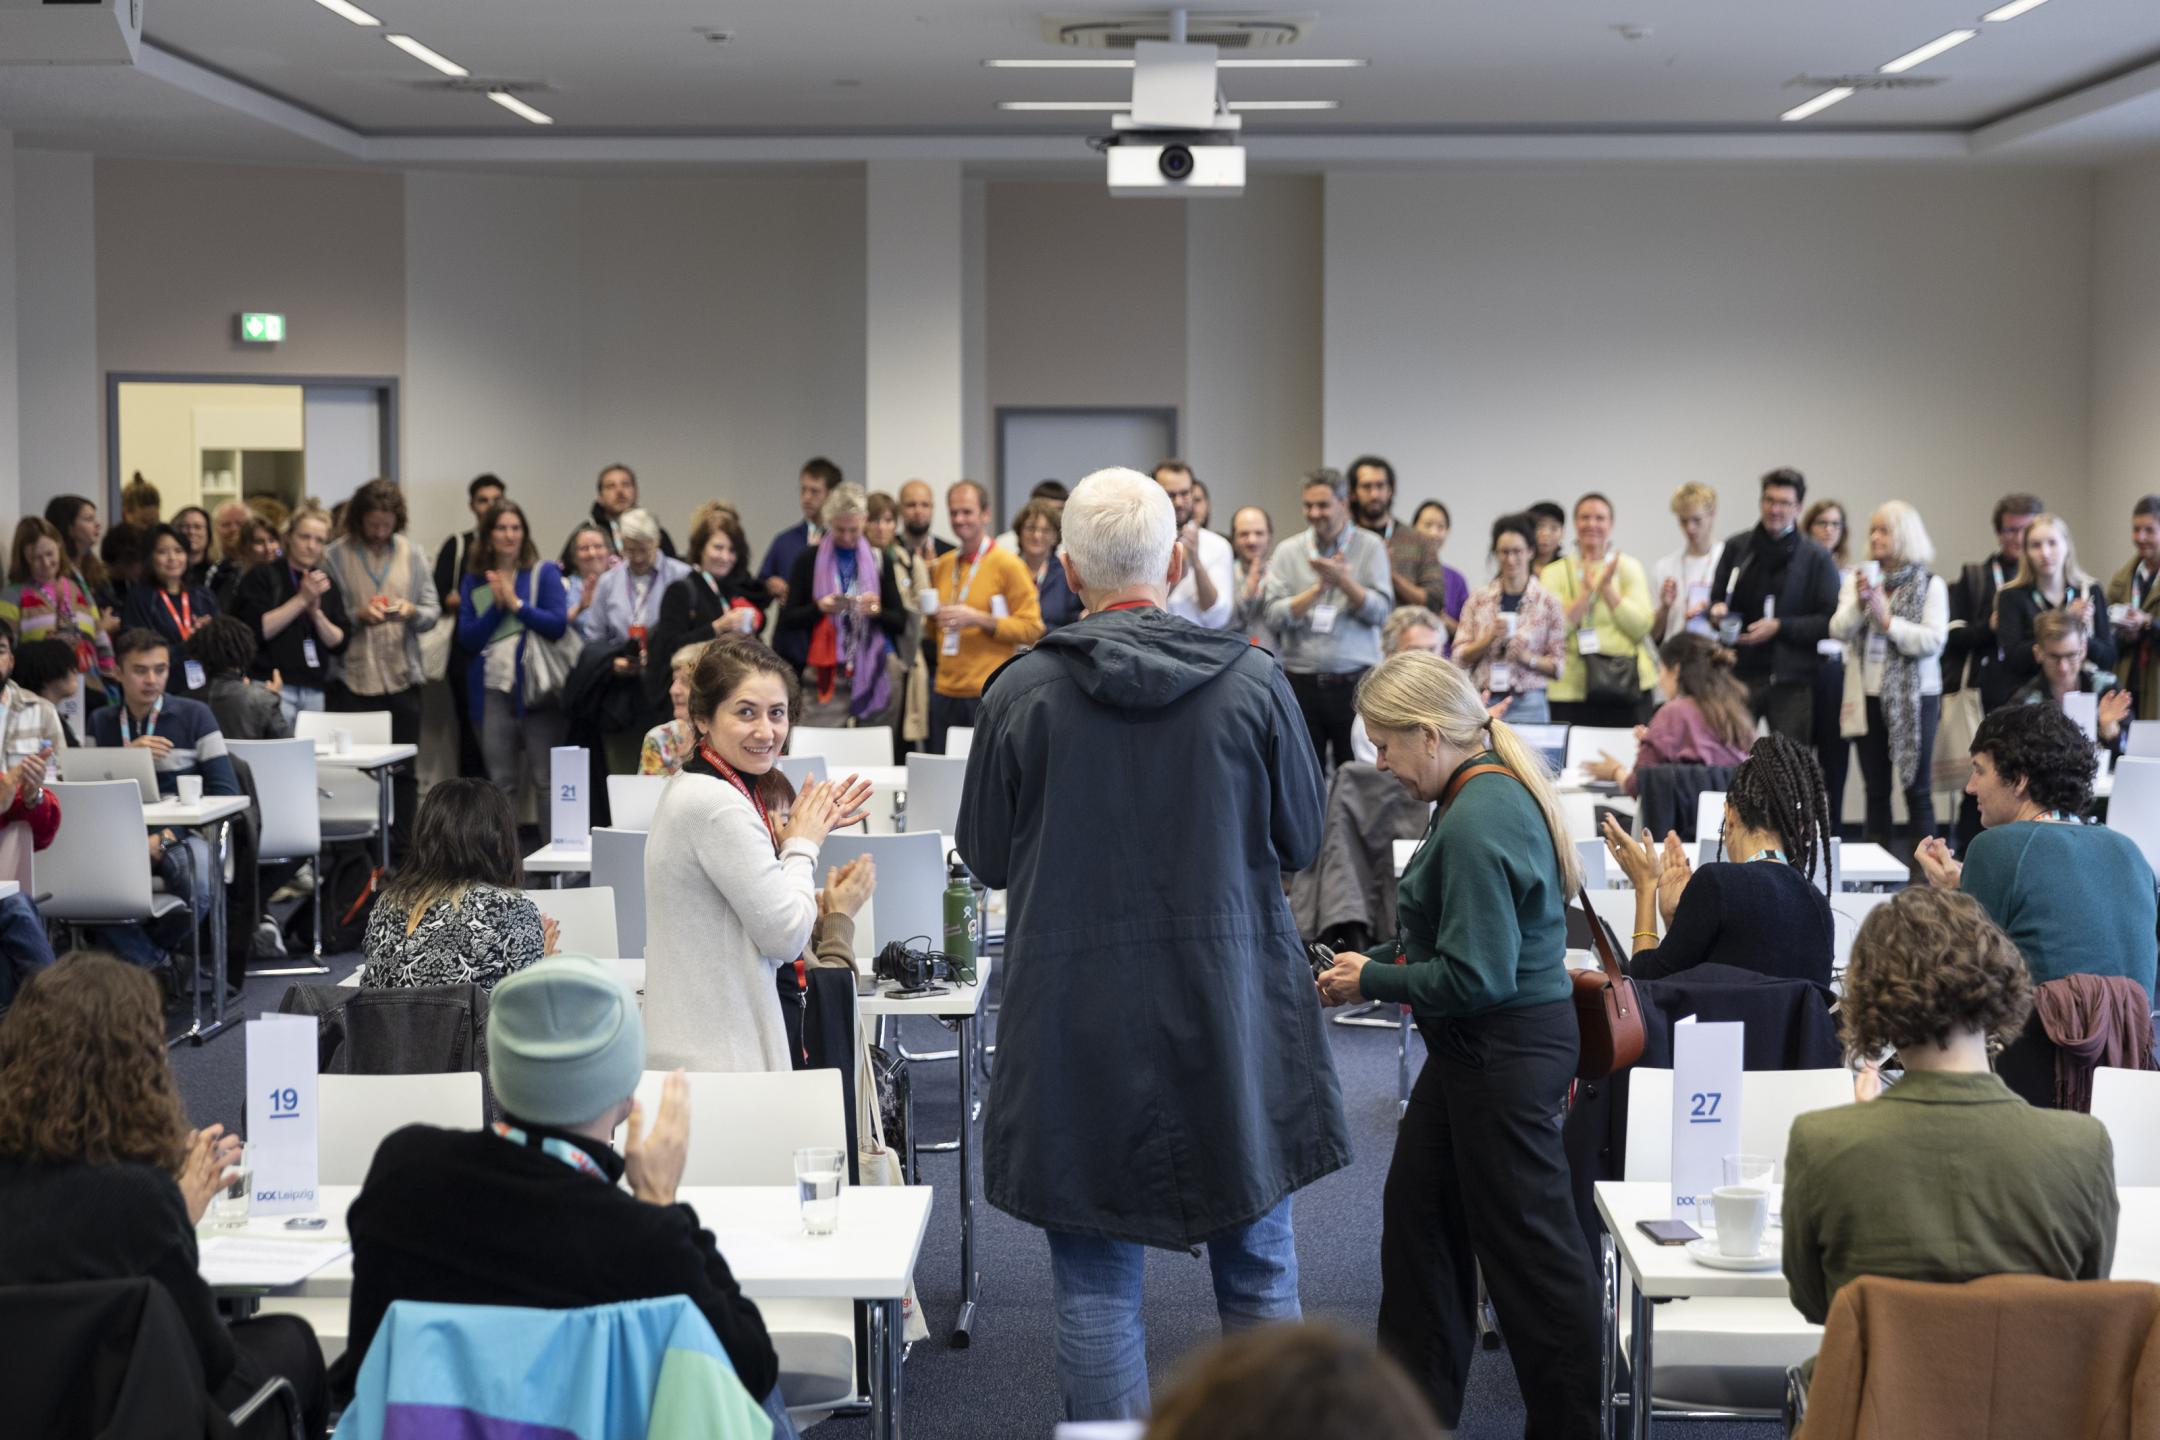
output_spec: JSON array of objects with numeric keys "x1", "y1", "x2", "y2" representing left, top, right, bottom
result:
[
  {"x1": 1628, "y1": 1268, "x2": 1654, "y2": 1440},
  {"x1": 206, "y1": 819, "x2": 230, "y2": 1039},
  {"x1": 952, "y1": 1011, "x2": 978, "y2": 1348},
  {"x1": 866, "y1": 1295, "x2": 903, "y2": 1440},
  {"x1": 866, "y1": 1295, "x2": 888, "y2": 1439},
  {"x1": 1601, "y1": 1232, "x2": 1618, "y2": 1440},
  {"x1": 375, "y1": 765, "x2": 393, "y2": 874}
]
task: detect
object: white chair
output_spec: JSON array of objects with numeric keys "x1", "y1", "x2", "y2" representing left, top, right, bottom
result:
[
  {"x1": 944, "y1": 727, "x2": 975, "y2": 760},
  {"x1": 2092, "y1": 1067, "x2": 2160, "y2": 1185},
  {"x1": 777, "y1": 753, "x2": 829, "y2": 791},
  {"x1": 2127, "y1": 720, "x2": 2160, "y2": 761},
  {"x1": 35, "y1": 780, "x2": 199, "y2": 978},
  {"x1": 903, "y1": 753, "x2": 968, "y2": 838},
  {"x1": 589, "y1": 827, "x2": 650, "y2": 959},
  {"x1": 605, "y1": 774, "x2": 667, "y2": 831},
  {"x1": 790, "y1": 726, "x2": 893, "y2": 771},
  {"x1": 292, "y1": 711, "x2": 386, "y2": 845},
  {"x1": 1574, "y1": 837, "x2": 1609, "y2": 890},
  {"x1": 293, "y1": 710, "x2": 392, "y2": 746},
  {"x1": 818, "y1": 832, "x2": 944, "y2": 959},
  {"x1": 2105, "y1": 758, "x2": 2160, "y2": 873},
  {"x1": 521, "y1": 886, "x2": 617, "y2": 958},
  {"x1": 227, "y1": 739, "x2": 327, "y2": 965},
  {"x1": 1827, "y1": 891, "x2": 1897, "y2": 982},
  {"x1": 1695, "y1": 791, "x2": 1727, "y2": 846},
  {"x1": 1620, "y1": 1066, "x2": 1853, "y2": 1412},
  {"x1": 317, "y1": 1071, "x2": 485, "y2": 1184},
  {"x1": 1566, "y1": 725, "x2": 1638, "y2": 779},
  {"x1": 619, "y1": 1068, "x2": 857, "y2": 1425},
  {"x1": 602, "y1": 956, "x2": 647, "y2": 1005}
]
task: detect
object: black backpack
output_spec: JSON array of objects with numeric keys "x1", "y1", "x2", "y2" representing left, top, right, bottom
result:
[{"x1": 282, "y1": 847, "x2": 382, "y2": 957}]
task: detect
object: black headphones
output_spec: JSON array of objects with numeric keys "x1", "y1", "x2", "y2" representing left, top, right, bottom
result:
[{"x1": 874, "y1": 937, "x2": 958, "y2": 993}]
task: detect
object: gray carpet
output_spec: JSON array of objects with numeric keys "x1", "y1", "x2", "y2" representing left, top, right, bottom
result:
[{"x1": 170, "y1": 964, "x2": 1785, "y2": 1439}]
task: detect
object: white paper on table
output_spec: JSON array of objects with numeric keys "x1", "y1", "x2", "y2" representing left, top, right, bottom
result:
[
  {"x1": 551, "y1": 746, "x2": 590, "y2": 848},
  {"x1": 2062, "y1": 691, "x2": 2099, "y2": 744},
  {"x1": 246, "y1": 1014, "x2": 320, "y2": 1215},
  {"x1": 196, "y1": 1236, "x2": 350, "y2": 1287},
  {"x1": 1670, "y1": 1016, "x2": 1745, "y2": 1227}
]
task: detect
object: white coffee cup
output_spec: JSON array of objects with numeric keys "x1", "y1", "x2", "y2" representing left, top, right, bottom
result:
[
  {"x1": 917, "y1": 588, "x2": 940, "y2": 616},
  {"x1": 1861, "y1": 560, "x2": 1882, "y2": 588},
  {"x1": 176, "y1": 774, "x2": 204, "y2": 807},
  {"x1": 332, "y1": 728, "x2": 354, "y2": 755},
  {"x1": 1711, "y1": 1185, "x2": 1770, "y2": 1258}
]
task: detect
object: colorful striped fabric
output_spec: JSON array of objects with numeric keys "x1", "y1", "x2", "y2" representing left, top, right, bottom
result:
[{"x1": 333, "y1": 1295, "x2": 772, "y2": 1440}]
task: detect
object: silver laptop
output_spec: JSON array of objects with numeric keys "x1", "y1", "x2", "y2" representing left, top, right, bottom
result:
[{"x1": 57, "y1": 745, "x2": 161, "y2": 804}]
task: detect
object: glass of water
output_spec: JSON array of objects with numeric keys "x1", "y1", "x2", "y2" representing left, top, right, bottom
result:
[
  {"x1": 208, "y1": 1145, "x2": 252, "y2": 1230},
  {"x1": 795, "y1": 1147, "x2": 845, "y2": 1236}
]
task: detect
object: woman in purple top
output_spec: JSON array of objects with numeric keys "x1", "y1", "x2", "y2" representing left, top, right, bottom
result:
[
  {"x1": 1584, "y1": 632, "x2": 1754, "y2": 796},
  {"x1": 1413, "y1": 501, "x2": 1471, "y2": 625}
]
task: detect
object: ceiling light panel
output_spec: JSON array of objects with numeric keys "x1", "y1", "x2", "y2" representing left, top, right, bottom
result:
[
  {"x1": 308, "y1": 0, "x2": 381, "y2": 25},
  {"x1": 1980, "y1": 0, "x2": 2051, "y2": 19},
  {"x1": 487, "y1": 91, "x2": 554, "y2": 125},
  {"x1": 997, "y1": 100, "x2": 1338, "y2": 111},
  {"x1": 1780, "y1": 86, "x2": 1855, "y2": 122},
  {"x1": 1879, "y1": 30, "x2": 1977, "y2": 74},
  {"x1": 385, "y1": 34, "x2": 468, "y2": 78},
  {"x1": 983, "y1": 58, "x2": 1366, "y2": 69}
]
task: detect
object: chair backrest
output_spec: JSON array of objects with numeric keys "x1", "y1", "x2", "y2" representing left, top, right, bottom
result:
[
  {"x1": 588, "y1": 827, "x2": 650, "y2": 958},
  {"x1": 0, "y1": 1277, "x2": 215, "y2": 1435},
  {"x1": 816, "y1": 831, "x2": 944, "y2": 959},
  {"x1": 1574, "y1": 837, "x2": 1608, "y2": 890},
  {"x1": 776, "y1": 753, "x2": 828, "y2": 790},
  {"x1": 1565, "y1": 725, "x2": 1638, "y2": 777},
  {"x1": 789, "y1": 725, "x2": 892, "y2": 770},
  {"x1": 2092, "y1": 1067, "x2": 2160, "y2": 1186},
  {"x1": 54, "y1": 746, "x2": 159, "y2": 803},
  {"x1": 1623, "y1": 1066, "x2": 1854, "y2": 1182},
  {"x1": 904, "y1": 753, "x2": 968, "y2": 837},
  {"x1": 1828, "y1": 890, "x2": 1898, "y2": 980},
  {"x1": 521, "y1": 886, "x2": 617, "y2": 958},
  {"x1": 317, "y1": 1071, "x2": 485, "y2": 1184},
  {"x1": 1695, "y1": 790, "x2": 1727, "y2": 847},
  {"x1": 226, "y1": 738, "x2": 323, "y2": 862},
  {"x1": 2127, "y1": 720, "x2": 2160, "y2": 761},
  {"x1": 945, "y1": 726, "x2": 975, "y2": 759},
  {"x1": 622, "y1": 1067, "x2": 845, "y2": 1185},
  {"x1": 605, "y1": 774, "x2": 667, "y2": 832},
  {"x1": 294, "y1": 710, "x2": 392, "y2": 745},
  {"x1": 2104, "y1": 758, "x2": 2160, "y2": 873},
  {"x1": 34, "y1": 781, "x2": 156, "y2": 921}
]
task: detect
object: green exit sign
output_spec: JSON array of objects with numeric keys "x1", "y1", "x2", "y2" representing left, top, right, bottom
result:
[{"x1": 237, "y1": 312, "x2": 286, "y2": 343}]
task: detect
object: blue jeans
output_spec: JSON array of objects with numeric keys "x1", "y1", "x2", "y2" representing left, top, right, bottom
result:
[
  {"x1": 99, "y1": 834, "x2": 213, "y2": 973},
  {"x1": 0, "y1": 892, "x2": 56, "y2": 1007},
  {"x1": 1498, "y1": 688, "x2": 1550, "y2": 725},
  {"x1": 1044, "y1": 1195, "x2": 1301, "y2": 1420},
  {"x1": 279, "y1": 684, "x2": 326, "y2": 727}
]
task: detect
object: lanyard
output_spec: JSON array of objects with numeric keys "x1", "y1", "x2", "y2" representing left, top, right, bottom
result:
[
  {"x1": 946, "y1": 541, "x2": 987, "y2": 606},
  {"x1": 1740, "y1": 847, "x2": 1788, "y2": 865},
  {"x1": 629, "y1": 571, "x2": 656, "y2": 622},
  {"x1": 158, "y1": 588, "x2": 194, "y2": 637},
  {"x1": 697, "y1": 742, "x2": 780, "y2": 854},
  {"x1": 491, "y1": 1122, "x2": 608, "y2": 1181},
  {"x1": 118, "y1": 695, "x2": 163, "y2": 743},
  {"x1": 1100, "y1": 600, "x2": 1157, "y2": 614},
  {"x1": 359, "y1": 542, "x2": 396, "y2": 594}
]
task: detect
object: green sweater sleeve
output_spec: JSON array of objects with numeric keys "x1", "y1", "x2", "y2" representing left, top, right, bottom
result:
[{"x1": 1360, "y1": 789, "x2": 1527, "y2": 1015}]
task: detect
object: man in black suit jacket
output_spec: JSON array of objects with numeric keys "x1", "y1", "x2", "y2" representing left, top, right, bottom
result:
[
  {"x1": 1708, "y1": 467, "x2": 1841, "y2": 743},
  {"x1": 1944, "y1": 492, "x2": 2045, "y2": 710}
]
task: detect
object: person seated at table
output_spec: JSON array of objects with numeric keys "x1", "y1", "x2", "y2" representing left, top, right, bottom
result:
[
  {"x1": 10, "y1": 637, "x2": 86, "y2": 747},
  {"x1": 0, "y1": 952, "x2": 329, "y2": 1436},
  {"x1": 1143, "y1": 1322, "x2": 1445, "y2": 1440},
  {"x1": 188, "y1": 616, "x2": 290, "y2": 741},
  {"x1": 337, "y1": 957, "x2": 788, "y2": 1430},
  {"x1": 640, "y1": 640, "x2": 712, "y2": 777},
  {"x1": 2009, "y1": 609, "x2": 2132, "y2": 756},
  {"x1": 1600, "y1": 733, "x2": 1835, "y2": 984},
  {"x1": 1915, "y1": 702, "x2": 2157, "y2": 1107},
  {"x1": 360, "y1": 778, "x2": 555, "y2": 993},
  {"x1": 1782, "y1": 886, "x2": 2117, "y2": 1389},
  {"x1": 1583, "y1": 631, "x2": 1754, "y2": 796},
  {"x1": 86, "y1": 628, "x2": 238, "y2": 978},
  {"x1": 643, "y1": 637, "x2": 873, "y2": 1072}
]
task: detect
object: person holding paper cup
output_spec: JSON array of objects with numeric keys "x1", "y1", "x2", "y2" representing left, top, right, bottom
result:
[
  {"x1": 0, "y1": 953, "x2": 330, "y2": 1435},
  {"x1": 1452, "y1": 513, "x2": 1567, "y2": 727},
  {"x1": 775, "y1": 484, "x2": 909, "y2": 730},
  {"x1": 2007, "y1": 610, "x2": 2132, "y2": 755},
  {"x1": 1315, "y1": 651, "x2": 1600, "y2": 1439}
]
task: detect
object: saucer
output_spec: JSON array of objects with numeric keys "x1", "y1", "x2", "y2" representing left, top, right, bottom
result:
[{"x1": 1686, "y1": 1237, "x2": 1779, "y2": 1271}]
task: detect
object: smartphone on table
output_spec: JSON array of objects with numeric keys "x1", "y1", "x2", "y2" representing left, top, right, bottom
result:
[{"x1": 1636, "y1": 1219, "x2": 1700, "y2": 1246}]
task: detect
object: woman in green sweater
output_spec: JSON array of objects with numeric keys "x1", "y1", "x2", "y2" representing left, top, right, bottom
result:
[{"x1": 1317, "y1": 650, "x2": 1599, "y2": 1440}]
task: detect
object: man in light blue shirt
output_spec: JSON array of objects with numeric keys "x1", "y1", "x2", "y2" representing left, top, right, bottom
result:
[{"x1": 1266, "y1": 467, "x2": 1394, "y2": 769}]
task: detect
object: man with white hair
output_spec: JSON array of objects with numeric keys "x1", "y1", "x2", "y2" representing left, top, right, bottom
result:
[{"x1": 956, "y1": 467, "x2": 1347, "y2": 1422}]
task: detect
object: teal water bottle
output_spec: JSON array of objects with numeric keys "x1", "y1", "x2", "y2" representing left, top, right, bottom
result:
[{"x1": 943, "y1": 852, "x2": 978, "y2": 984}]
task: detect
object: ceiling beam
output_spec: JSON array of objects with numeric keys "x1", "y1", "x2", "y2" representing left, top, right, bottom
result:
[{"x1": 1969, "y1": 52, "x2": 2160, "y2": 154}]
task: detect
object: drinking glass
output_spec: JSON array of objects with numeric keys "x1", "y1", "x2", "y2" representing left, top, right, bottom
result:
[
  {"x1": 208, "y1": 1145, "x2": 252, "y2": 1230},
  {"x1": 1723, "y1": 1153, "x2": 1776, "y2": 1189},
  {"x1": 795, "y1": 1147, "x2": 844, "y2": 1236}
]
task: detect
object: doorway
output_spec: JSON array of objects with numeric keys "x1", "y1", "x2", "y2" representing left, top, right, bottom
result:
[{"x1": 995, "y1": 406, "x2": 1178, "y2": 522}]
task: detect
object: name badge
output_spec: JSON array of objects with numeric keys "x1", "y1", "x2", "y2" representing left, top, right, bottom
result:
[
  {"x1": 1310, "y1": 602, "x2": 1340, "y2": 636},
  {"x1": 184, "y1": 660, "x2": 208, "y2": 693},
  {"x1": 1865, "y1": 631, "x2": 1889, "y2": 666},
  {"x1": 942, "y1": 626, "x2": 962, "y2": 657},
  {"x1": 1576, "y1": 627, "x2": 1603, "y2": 655},
  {"x1": 301, "y1": 637, "x2": 320, "y2": 669},
  {"x1": 1488, "y1": 662, "x2": 1515, "y2": 693}
]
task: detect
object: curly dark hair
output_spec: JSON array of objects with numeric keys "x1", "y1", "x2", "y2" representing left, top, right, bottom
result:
[
  {"x1": 1726, "y1": 734, "x2": 1833, "y2": 886},
  {"x1": 1144, "y1": 1322, "x2": 1444, "y2": 1440},
  {"x1": 188, "y1": 615, "x2": 259, "y2": 679},
  {"x1": 0, "y1": 952, "x2": 191, "y2": 1172},
  {"x1": 1840, "y1": 888, "x2": 2033, "y2": 1063},
  {"x1": 342, "y1": 477, "x2": 408, "y2": 542},
  {"x1": 1969, "y1": 702, "x2": 2096, "y2": 816}
]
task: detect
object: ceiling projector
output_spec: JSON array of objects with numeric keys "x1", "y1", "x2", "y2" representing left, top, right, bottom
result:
[{"x1": 1103, "y1": 40, "x2": 1245, "y2": 198}]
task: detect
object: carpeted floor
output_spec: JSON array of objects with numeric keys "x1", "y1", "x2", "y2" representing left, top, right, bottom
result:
[{"x1": 170, "y1": 962, "x2": 1786, "y2": 1439}]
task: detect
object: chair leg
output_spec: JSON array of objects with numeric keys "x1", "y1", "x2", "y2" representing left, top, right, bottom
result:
[{"x1": 313, "y1": 859, "x2": 324, "y2": 960}]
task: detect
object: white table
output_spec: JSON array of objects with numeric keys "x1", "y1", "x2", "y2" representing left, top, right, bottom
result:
[
  {"x1": 525, "y1": 837, "x2": 592, "y2": 886},
  {"x1": 1593, "y1": 1181, "x2": 2160, "y2": 1439},
  {"x1": 1833, "y1": 841, "x2": 1908, "y2": 889},
  {"x1": 314, "y1": 742, "x2": 419, "y2": 873},
  {"x1": 145, "y1": 793, "x2": 253, "y2": 1044},
  {"x1": 860, "y1": 956, "x2": 992, "y2": 1346},
  {"x1": 203, "y1": 1182, "x2": 933, "y2": 1438}
]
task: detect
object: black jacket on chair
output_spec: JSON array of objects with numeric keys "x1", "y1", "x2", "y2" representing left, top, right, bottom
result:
[
  {"x1": 1633, "y1": 762, "x2": 1739, "y2": 843},
  {"x1": 0, "y1": 1277, "x2": 228, "y2": 1440},
  {"x1": 1708, "y1": 528, "x2": 1841, "y2": 687}
]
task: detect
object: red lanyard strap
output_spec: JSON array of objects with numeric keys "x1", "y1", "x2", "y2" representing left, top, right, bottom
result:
[
  {"x1": 158, "y1": 589, "x2": 193, "y2": 636},
  {"x1": 697, "y1": 742, "x2": 781, "y2": 855}
]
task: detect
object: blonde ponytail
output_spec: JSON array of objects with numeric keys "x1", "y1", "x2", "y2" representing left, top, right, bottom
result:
[{"x1": 1355, "y1": 651, "x2": 1582, "y2": 894}]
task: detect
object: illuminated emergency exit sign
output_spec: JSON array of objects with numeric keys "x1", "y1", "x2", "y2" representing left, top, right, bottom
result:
[{"x1": 237, "y1": 312, "x2": 286, "y2": 343}]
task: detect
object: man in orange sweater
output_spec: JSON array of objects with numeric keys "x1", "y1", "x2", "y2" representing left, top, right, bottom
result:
[{"x1": 930, "y1": 480, "x2": 1044, "y2": 753}]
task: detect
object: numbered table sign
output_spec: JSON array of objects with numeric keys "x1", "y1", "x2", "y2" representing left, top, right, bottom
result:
[
  {"x1": 1669, "y1": 1016, "x2": 1744, "y2": 1227},
  {"x1": 551, "y1": 746, "x2": 590, "y2": 848},
  {"x1": 246, "y1": 1014, "x2": 320, "y2": 1215}
]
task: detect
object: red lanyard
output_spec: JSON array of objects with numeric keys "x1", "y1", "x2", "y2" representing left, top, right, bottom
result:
[
  {"x1": 697, "y1": 742, "x2": 780, "y2": 855},
  {"x1": 158, "y1": 588, "x2": 193, "y2": 636},
  {"x1": 1100, "y1": 600, "x2": 1157, "y2": 614}
]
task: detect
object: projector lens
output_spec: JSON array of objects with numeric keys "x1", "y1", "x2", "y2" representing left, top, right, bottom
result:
[{"x1": 1158, "y1": 144, "x2": 1194, "y2": 181}]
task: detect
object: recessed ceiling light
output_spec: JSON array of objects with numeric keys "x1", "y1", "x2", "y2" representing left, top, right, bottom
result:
[
  {"x1": 308, "y1": 0, "x2": 381, "y2": 25},
  {"x1": 983, "y1": 58, "x2": 1366, "y2": 69},
  {"x1": 385, "y1": 34, "x2": 469, "y2": 78},
  {"x1": 487, "y1": 91, "x2": 554, "y2": 125},
  {"x1": 1780, "y1": 86, "x2": 1855, "y2": 122},
  {"x1": 1226, "y1": 99, "x2": 1340, "y2": 110},
  {"x1": 1879, "y1": 29, "x2": 1977, "y2": 74},
  {"x1": 1981, "y1": 0, "x2": 2050, "y2": 19}
]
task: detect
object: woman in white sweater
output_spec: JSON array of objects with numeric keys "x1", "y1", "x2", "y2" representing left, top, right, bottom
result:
[
  {"x1": 644, "y1": 636, "x2": 874, "y2": 1072},
  {"x1": 1829, "y1": 501, "x2": 1950, "y2": 861}
]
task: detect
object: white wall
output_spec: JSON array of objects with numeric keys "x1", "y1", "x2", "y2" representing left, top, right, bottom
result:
[
  {"x1": 15, "y1": 148, "x2": 99, "y2": 521},
  {"x1": 0, "y1": 135, "x2": 19, "y2": 520},
  {"x1": 2091, "y1": 156, "x2": 2160, "y2": 560},
  {"x1": 1323, "y1": 168, "x2": 2094, "y2": 580}
]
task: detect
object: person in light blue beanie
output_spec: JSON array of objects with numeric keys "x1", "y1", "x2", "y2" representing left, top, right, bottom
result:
[{"x1": 487, "y1": 955, "x2": 647, "y2": 1127}]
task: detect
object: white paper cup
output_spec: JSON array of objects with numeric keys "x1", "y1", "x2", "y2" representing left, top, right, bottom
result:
[
  {"x1": 917, "y1": 588, "x2": 940, "y2": 616},
  {"x1": 332, "y1": 728, "x2": 353, "y2": 755},
  {"x1": 1711, "y1": 1185, "x2": 1770, "y2": 1258},
  {"x1": 1861, "y1": 560, "x2": 1882, "y2": 588},
  {"x1": 176, "y1": 775, "x2": 204, "y2": 806}
]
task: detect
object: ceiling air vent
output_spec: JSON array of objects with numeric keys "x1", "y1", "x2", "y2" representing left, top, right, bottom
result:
[
  {"x1": 1041, "y1": 12, "x2": 1313, "y2": 49},
  {"x1": 1788, "y1": 74, "x2": 1946, "y2": 91}
]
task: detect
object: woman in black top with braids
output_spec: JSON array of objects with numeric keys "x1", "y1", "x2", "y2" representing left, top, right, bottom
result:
[{"x1": 1600, "y1": 733, "x2": 1836, "y2": 985}]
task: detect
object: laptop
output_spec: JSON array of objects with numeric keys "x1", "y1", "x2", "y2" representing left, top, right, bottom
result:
[
  {"x1": 1512, "y1": 722, "x2": 1570, "y2": 777},
  {"x1": 57, "y1": 745, "x2": 161, "y2": 804}
]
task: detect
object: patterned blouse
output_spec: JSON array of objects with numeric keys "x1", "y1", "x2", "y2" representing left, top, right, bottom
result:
[
  {"x1": 360, "y1": 884, "x2": 547, "y2": 993},
  {"x1": 0, "y1": 577, "x2": 115, "y2": 681},
  {"x1": 640, "y1": 718, "x2": 695, "y2": 776},
  {"x1": 1454, "y1": 576, "x2": 1568, "y2": 694}
]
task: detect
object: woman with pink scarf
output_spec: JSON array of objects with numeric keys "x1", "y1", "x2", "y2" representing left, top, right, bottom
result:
[{"x1": 776, "y1": 484, "x2": 907, "y2": 730}]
